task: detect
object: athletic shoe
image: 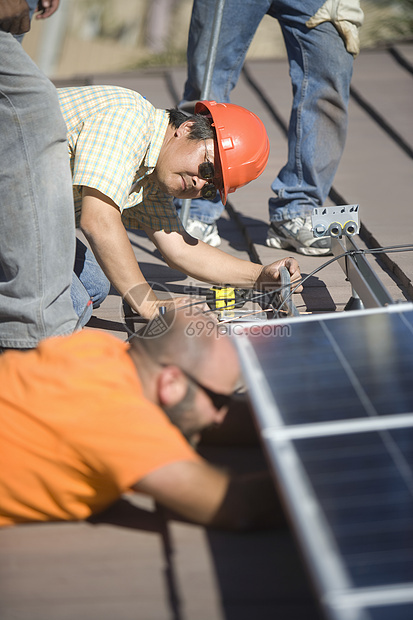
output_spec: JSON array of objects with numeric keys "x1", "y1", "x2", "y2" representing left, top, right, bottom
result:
[
  {"x1": 266, "y1": 216, "x2": 331, "y2": 256},
  {"x1": 185, "y1": 218, "x2": 221, "y2": 247}
]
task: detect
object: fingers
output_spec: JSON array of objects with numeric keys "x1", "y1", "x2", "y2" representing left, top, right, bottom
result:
[
  {"x1": 256, "y1": 257, "x2": 303, "y2": 293},
  {"x1": 145, "y1": 296, "x2": 209, "y2": 321},
  {"x1": 281, "y1": 257, "x2": 303, "y2": 292},
  {"x1": 173, "y1": 297, "x2": 210, "y2": 315},
  {"x1": 34, "y1": 0, "x2": 60, "y2": 19}
]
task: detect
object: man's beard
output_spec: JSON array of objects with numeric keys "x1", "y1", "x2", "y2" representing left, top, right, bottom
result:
[{"x1": 163, "y1": 381, "x2": 205, "y2": 444}]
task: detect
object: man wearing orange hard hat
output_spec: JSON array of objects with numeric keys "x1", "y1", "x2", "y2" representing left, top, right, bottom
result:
[
  {"x1": 194, "y1": 100, "x2": 270, "y2": 205},
  {"x1": 56, "y1": 85, "x2": 300, "y2": 326}
]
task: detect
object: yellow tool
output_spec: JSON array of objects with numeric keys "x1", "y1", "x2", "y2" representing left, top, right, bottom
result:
[
  {"x1": 207, "y1": 286, "x2": 238, "y2": 311},
  {"x1": 207, "y1": 286, "x2": 255, "y2": 319},
  {"x1": 206, "y1": 266, "x2": 300, "y2": 319}
]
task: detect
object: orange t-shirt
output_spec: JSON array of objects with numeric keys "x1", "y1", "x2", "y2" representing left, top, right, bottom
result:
[{"x1": 0, "y1": 331, "x2": 200, "y2": 526}]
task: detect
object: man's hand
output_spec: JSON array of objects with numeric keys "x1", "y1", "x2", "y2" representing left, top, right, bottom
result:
[
  {"x1": 133, "y1": 295, "x2": 207, "y2": 320},
  {"x1": 256, "y1": 257, "x2": 302, "y2": 292},
  {"x1": 34, "y1": 0, "x2": 59, "y2": 20},
  {"x1": 156, "y1": 296, "x2": 209, "y2": 318},
  {"x1": 0, "y1": 0, "x2": 30, "y2": 34}
]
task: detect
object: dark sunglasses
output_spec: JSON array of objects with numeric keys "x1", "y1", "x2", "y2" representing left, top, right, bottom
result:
[
  {"x1": 199, "y1": 140, "x2": 218, "y2": 200},
  {"x1": 182, "y1": 368, "x2": 233, "y2": 411}
]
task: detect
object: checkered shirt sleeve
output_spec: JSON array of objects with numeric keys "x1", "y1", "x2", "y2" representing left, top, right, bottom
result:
[
  {"x1": 59, "y1": 86, "x2": 183, "y2": 233},
  {"x1": 121, "y1": 178, "x2": 183, "y2": 232},
  {"x1": 70, "y1": 108, "x2": 146, "y2": 210}
]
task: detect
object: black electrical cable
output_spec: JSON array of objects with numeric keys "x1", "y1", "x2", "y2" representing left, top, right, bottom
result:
[
  {"x1": 196, "y1": 242, "x2": 413, "y2": 318},
  {"x1": 272, "y1": 243, "x2": 413, "y2": 315},
  {"x1": 201, "y1": 243, "x2": 413, "y2": 318},
  {"x1": 125, "y1": 242, "x2": 413, "y2": 337}
]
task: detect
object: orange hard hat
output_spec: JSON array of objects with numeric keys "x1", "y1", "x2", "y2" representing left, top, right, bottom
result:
[{"x1": 195, "y1": 100, "x2": 270, "y2": 205}]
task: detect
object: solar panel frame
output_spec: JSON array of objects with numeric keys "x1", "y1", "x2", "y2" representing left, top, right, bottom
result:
[{"x1": 234, "y1": 303, "x2": 413, "y2": 620}]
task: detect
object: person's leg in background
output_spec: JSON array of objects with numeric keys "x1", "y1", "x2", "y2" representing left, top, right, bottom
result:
[
  {"x1": 71, "y1": 239, "x2": 111, "y2": 329},
  {"x1": 181, "y1": 0, "x2": 270, "y2": 105},
  {"x1": 0, "y1": 31, "x2": 78, "y2": 349},
  {"x1": 16, "y1": 0, "x2": 110, "y2": 329},
  {"x1": 15, "y1": 0, "x2": 111, "y2": 330},
  {"x1": 178, "y1": 0, "x2": 362, "y2": 254},
  {"x1": 176, "y1": 0, "x2": 270, "y2": 246},
  {"x1": 266, "y1": 0, "x2": 362, "y2": 255},
  {"x1": 175, "y1": 192, "x2": 224, "y2": 247}
]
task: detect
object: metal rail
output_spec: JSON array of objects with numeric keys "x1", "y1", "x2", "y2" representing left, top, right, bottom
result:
[{"x1": 331, "y1": 234, "x2": 395, "y2": 309}]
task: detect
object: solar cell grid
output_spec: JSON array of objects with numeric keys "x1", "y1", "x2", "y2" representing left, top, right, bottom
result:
[
  {"x1": 235, "y1": 304, "x2": 413, "y2": 620},
  {"x1": 367, "y1": 604, "x2": 413, "y2": 620},
  {"x1": 293, "y1": 429, "x2": 413, "y2": 588},
  {"x1": 247, "y1": 309, "x2": 413, "y2": 426}
]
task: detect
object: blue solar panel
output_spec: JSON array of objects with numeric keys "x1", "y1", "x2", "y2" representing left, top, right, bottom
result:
[
  {"x1": 235, "y1": 304, "x2": 413, "y2": 620},
  {"x1": 294, "y1": 430, "x2": 413, "y2": 588},
  {"x1": 248, "y1": 308, "x2": 413, "y2": 425},
  {"x1": 367, "y1": 604, "x2": 413, "y2": 620}
]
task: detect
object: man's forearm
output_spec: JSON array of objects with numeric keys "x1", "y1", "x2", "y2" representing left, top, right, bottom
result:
[
  {"x1": 85, "y1": 224, "x2": 159, "y2": 314},
  {"x1": 81, "y1": 188, "x2": 160, "y2": 316},
  {"x1": 135, "y1": 460, "x2": 286, "y2": 532},
  {"x1": 149, "y1": 228, "x2": 263, "y2": 288}
]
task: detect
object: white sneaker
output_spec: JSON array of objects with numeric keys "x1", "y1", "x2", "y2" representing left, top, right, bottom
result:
[
  {"x1": 266, "y1": 216, "x2": 331, "y2": 256},
  {"x1": 185, "y1": 219, "x2": 221, "y2": 247}
]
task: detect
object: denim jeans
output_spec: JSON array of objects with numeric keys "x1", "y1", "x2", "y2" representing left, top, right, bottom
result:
[
  {"x1": 174, "y1": 191, "x2": 223, "y2": 224},
  {"x1": 71, "y1": 238, "x2": 111, "y2": 328},
  {"x1": 180, "y1": 0, "x2": 354, "y2": 224},
  {"x1": 0, "y1": 32, "x2": 78, "y2": 348}
]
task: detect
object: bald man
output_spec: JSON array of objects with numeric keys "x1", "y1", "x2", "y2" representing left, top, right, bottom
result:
[{"x1": 0, "y1": 311, "x2": 284, "y2": 530}]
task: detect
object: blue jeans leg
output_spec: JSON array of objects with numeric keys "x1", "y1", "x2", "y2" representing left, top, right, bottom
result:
[
  {"x1": 71, "y1": 238, "x2": 110, "y2": 328},
  {"x1": 182, "y1": 0, "x2": 271, "y2": 105},
  {"x1": 174, "y1": 193, "x2": 224, "y2": 225},
  {"x1": 269, "y1": 5, "x2": 354, "y2": 221},
  {"x1": 0, "y1": 32, "x2": 78, "y2": 348},
  {"x1": 181, "y1": 0, "x2": 272, "y2": 224},
  {"x1": 182, "y1": 0, "x2": 354, "y2": 225}
]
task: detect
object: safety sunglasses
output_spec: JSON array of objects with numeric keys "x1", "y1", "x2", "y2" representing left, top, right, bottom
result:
[
  {"x1": 182, "y1": 368, "x2": 233, "y2": 411},
  {"x1": 199, "y1": 140, "x2": 218, "y2": 200}
]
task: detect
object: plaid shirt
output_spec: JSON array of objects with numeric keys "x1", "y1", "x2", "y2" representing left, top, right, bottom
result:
[{"x1": 58, "y1": 85, "x2": 183, "y2": 232}]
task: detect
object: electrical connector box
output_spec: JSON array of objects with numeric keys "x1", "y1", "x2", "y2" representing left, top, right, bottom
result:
[{"x1": 312, "y1": 204, "x2": 359, "y2": 238}]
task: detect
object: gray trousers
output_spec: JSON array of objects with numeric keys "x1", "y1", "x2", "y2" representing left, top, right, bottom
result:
[{"x1": 0, "y1": 32, "x2": 77, "y2": 348}]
